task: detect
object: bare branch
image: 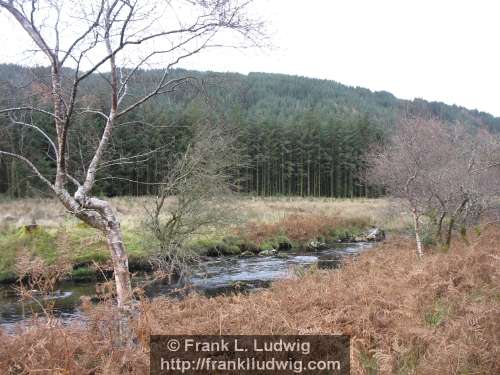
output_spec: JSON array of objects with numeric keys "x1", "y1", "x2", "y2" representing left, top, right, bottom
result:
[
  {"x1": 60, "y1": 0, "x2": 106, "y2": 65},
  {"x1": 0, "y1": 150, "x2": 54, "y2": 189},
  {"x1": 0, "y1": 106, "x2": 61, "y2": 121},
  {"x1": 7, "y1": 117, "x2": 58, "y2": 161}
]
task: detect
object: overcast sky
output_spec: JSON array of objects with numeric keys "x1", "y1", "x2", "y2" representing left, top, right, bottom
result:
[{"x1": 1, "y1": 0, "x2": 499, "y2": 116}]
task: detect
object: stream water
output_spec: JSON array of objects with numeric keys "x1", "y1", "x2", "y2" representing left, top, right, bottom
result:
[{"x1": 0, "y1": 242, "x2": 372, "y2": 331}]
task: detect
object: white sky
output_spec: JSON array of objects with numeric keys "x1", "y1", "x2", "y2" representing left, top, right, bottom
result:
[{"x1": 1, "y1": 0, "x2": 499, "y2": 116}]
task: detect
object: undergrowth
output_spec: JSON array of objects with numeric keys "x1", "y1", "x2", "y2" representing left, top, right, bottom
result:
[{"x1": 1, "y1": 226, "x2": 498, "y2": 374}]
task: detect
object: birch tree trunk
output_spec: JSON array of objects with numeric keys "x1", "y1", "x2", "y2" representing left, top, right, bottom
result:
[
  {"x1": 412, "y1": 209, "x2": 424, "y2": 258},
  {"x1": 105, "y1": 214, "x2": 133, "y2": 307}
]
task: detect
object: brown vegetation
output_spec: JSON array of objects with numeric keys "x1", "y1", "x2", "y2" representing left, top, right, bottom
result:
[
  {"x1": 0, "y1": 197, "x2": 397, "y2": 230},
  {"x1": 1, "y1": 225, "x2": 498, "y2": 374},
  {"x1": 238, "y1": 213, "x2": 370, "y2": 245}
]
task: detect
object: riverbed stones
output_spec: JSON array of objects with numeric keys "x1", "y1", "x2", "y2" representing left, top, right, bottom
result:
[
  {"x1": 240, "y1": 250, "x2": 255, "y2": 257},
  {"x1": 307, "y1": 240, "x2": 328, "y2": 251},
  {"x1": 366, "y1": 227, "x2": 385, "y2": 241},
  {"x1": 355, "y1": 227, "x2": 386, "y2": 242},
  {"x1": 259, "y1": 249, "x2": 277, "y2": 256}
]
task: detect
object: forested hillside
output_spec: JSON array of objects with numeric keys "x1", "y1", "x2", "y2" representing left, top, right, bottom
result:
[{"x1": 1, "y1": 64, "x2": 499, "y2": 198}]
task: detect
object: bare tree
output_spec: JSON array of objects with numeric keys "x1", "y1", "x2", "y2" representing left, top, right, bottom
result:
[
  {"x1": 367, "y1": 117, "x2": 500, "y2": 257},
  {"x1": 145, "y1": 121, "x2": 240, "y2": 279},
  {"x1": 0, "y1": 0, "x2": 263, "y2": 307}
]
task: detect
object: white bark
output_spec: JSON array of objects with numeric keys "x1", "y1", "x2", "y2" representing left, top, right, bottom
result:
[
  {"x1": 72, "y1": 193, "x2": 133, "y2": 307},
  {"x1": 104, "y1": 209, "x2": 133, "y2": 307},
  {"x1": 412, "y1": 209, "x2": 424, "y2": 258}
]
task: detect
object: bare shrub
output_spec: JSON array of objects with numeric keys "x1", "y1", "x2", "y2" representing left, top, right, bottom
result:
[
  {"x1": 367, "y1": 117, "x2": 500, "y2": 256},
  {"x1": 145, "y1": 123, "x2": 240, "y2": 279},
  {"x1": 14, "y1": 231, "x2": 72, "y2": 322}
]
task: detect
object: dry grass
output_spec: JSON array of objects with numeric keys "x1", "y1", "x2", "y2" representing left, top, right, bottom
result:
[
  {"x1": 0, "y1": 196, "x2": 151, "y2": 229},
  {"x1": 1, "y1": 226, "x2": 498, "y2": 374},
  {"x1": 0, "y1": 196, "x2": 407, "y2": 231},
  {"x1": 143, "y1": 228, "x2": 500, "y2": 374},
  {"x1": 237, "y1": 196, "x2": 387, "y2": 220},
  {"x1": 238, "y1": 213, "x2": 370, "y2": 245}
]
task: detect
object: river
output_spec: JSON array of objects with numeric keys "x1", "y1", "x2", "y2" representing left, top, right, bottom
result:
[{"x1": 0, "y1": 242, "x2": 373, "y2": 330}]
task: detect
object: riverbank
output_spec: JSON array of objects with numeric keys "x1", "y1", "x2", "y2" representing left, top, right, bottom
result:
[
  {"x1": 0, "y1": 197, "x2": 396, "y2": 283},
  {"x1": 0, "y1": 241, "x2": 373, "y2": 326},
  {"x1": 0, "y1": 226, "x2": 498, "y2": 374}
]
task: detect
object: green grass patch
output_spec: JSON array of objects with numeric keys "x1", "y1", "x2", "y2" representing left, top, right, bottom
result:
[
  {"x1": 359, "y1": 350, "x2": 379, "y2": 375},
  {"x1": 259, "y1": 235, "x2": 294, "y2": 251},
  {"x1": 71, "y1": 266, "x2": 97, "y2": 281},
  {"x1": 0, "y1": 224, "x2": 154, "y2": 282},
  {"x1": 396, "y1": 343, "x2": 426, "y2": 375},
  {"x1": 189, "y1": 235, "x2": 242, "y2": 256},
  {"x1": 424, "y1": 300, "x2": 449, "y2": 328},
  {"x1": 0, "y1": 226, "x2": 59, "y2": 282},
  {"x1": 326, "y1": 226, "x2": 364, "y2": 242},
  {"x1": 0, "y1": 229, "x2": 18, "y2": 282}
]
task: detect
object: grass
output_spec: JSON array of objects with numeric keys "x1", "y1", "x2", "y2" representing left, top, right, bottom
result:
[
  {"x1": 187, "y1": 235, "x2": 243, "y2": 256},
  {"x1": 70, "y1": 266, "x2": 97, "y2": 281},
  {"x1": 0, "y1": 196, "x2": 397, "y2": 282},
  {"x1": 0, "y1": 196, "x2": 405, "y2": 230},
  {"x1": 0, "y1": 224, "x2": 498, "y2": 374},
  {"x1": 0, "y1": 223, "x2": 154, "y2": 282},
  {"x1": 424, "y1": 299, "x2": 450, "y2": 328},
  {"x1": 359, "y1": 350, "x2": 379, "y2": 375}
]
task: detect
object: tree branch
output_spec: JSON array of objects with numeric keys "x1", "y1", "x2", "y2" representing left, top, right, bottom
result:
[{"x1": 0, "y1": 150, "x2": 54, "y2": 190}]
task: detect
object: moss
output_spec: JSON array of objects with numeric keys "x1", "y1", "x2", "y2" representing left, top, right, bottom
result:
[
  {"x1": 75, "y1": 222, "x2": 92, "y2": 229},
  {"x1": 0, "y1": 227, "x2": 60, "y2": 277},
  {"x1": 273, "y1": 235, "x2": 293, "y2": 250},
  {"x1": 0, "y1": 224, "x2": 153, "y2": 282},
  {"x1": 71, "y1": 266, "x2": 97, "y2": 281},
  {"x1": 0, "y1": 229, "x2": 18, "y2": 282},
  {"x1": 326, "y1": 226, "x2": 364, "y2": 242},
  {"x1": 0, "y1": 271, "x2": 17, "y2": 283},
  {"x1": 219, "y1": 236, "x2": 243, "y2": 255},
  {"x1": 189, "y1": 236, "x2": 221, "y2": 255},
  {"x1": 68, "y1": 226, "x2": 109, "y2": 264},
  {"x1": 259, "y1": 240, "x2": 276, "y2": 251},
  {"x1": 122, "y1": 230, "x2": 152, "y2": 257},
  {"x1": 17, "y1": 226, "x2": 59, "y2": 264},
  {"x1": 218, "y1": 243, "x2": 241, "y2": 255},
  {"x1": 69, "y1": 226, "x2": 152, "y2": 263},
  {"x1": 239, "y1": 242, "x2": 259, "y2": 254},
  {"x1": 190, "y1": 235, "x2": 243, "y2": 256},
  {"x1": 257, "y1": 234, "x2": 293, "y2": 251}
]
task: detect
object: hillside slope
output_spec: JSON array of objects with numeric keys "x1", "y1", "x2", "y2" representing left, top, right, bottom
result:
[{"x1": 1, "y1": 64, "x2": 499, "y2": 198}]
